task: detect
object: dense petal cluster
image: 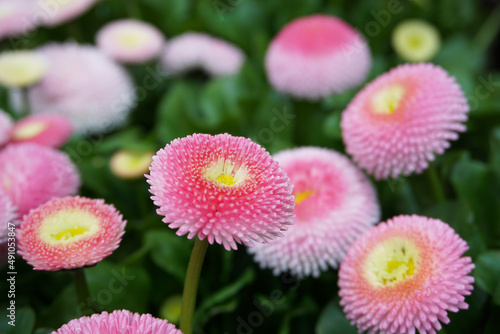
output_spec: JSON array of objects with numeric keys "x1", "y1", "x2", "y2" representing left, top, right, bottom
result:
[
  {"x1": 28, "y1": 43, "x2": 135, "y2": 135},
  {"x1": 392, "y1": 19, "x2": 441, "y2": 62},
  {"x1": 18, "y1": 196, "x2": 126, "y2": 271},
  {"x1": 0, "y1": 191, "x2": 17, "y2": 243},
  {"x1": 0, "y1": 110, "x2": 13, "y2": 146},
  {"x1": 0, "y1": 143, "x2": 80, "y2": 216},
  {"x1": 53, "y1": 309, "x2": 182, "y2": 334},
  {"x1": 341, "y1": 63, "x2": 469, "y2": 179},
  {"x1": 0, "y1": 50, "x2": 48, "y2": 88},
  {"x1": 37, "y1": 0, "x2": 99, "y2": 27},
  {"x1": 339, "y1": 215, "x2": 475, "y2": 334},
  {"x1": 147, "y1": 133, "x2": 295, "y2": 250},
  {"x1": 96, "y1": 19, "x2": 165, "y2": 63},
  {"x1": 266, "y1": 14, "x2": 371, "y2": 100},
  {"x1": 10, "y1": 114, "x2": 73, "y2": 148},
  {"x1": 161, "y1": 33, "x2": 245, "y2": 76},
  {"x1": 249, "y1": 147, "x2": 380, "y2": 277}
]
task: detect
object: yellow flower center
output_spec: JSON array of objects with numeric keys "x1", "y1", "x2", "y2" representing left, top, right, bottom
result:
[
  {"x1": 110, "y1": 150, "x2": 154, "y2": 180},
  {"x1": 294, "y1": 190, "x2": 314, "y2": 205},
  {"x1": 39, "y1": 209, "x2": 100, "y2": 245},
  {"x1": 371, "y1": 85, "x2": 405, "y2": 115},
  {"x1": 0, "y1": 51, "x2": 48, "y2": 88},
  {"x1": 364, "y1": 237, "x2": 418, "y2": 286},
  {"x1": 12, "y1": 121, "x2": 46, "y2": 140},
  {"x1": 117, "y1": 31, "x2": 145, "y2": 48},
  {"x1": 205, "y1": 158, "x2": 246, "y2": 187}
]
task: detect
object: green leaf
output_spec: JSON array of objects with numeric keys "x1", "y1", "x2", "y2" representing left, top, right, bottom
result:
[
  {"x1": 145, "y1": 229, "x2": 192, "y2": 282},
  {"x1": 0, "y1": 307, "x2": 35, "y2": 334},
  {"x1": 451, "y1": 154, "x2": 500, "y2": 247},
  {"x1": 475, "y1": 251, "x2": 500, "y2": 298},
  {"x1": 316, "y1": 298, "x2": 357, "y2": 334},
  {"x1": 85, "y1": 261, "x2": 151, "y2": 313}
]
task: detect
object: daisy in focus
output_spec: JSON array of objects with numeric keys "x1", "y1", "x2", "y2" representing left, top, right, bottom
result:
[
  {"x1": 249, "y1": 147, "x2": 380, "y2": 277},
  {"x1": 147, "y1": 133, "x2": 295, "y2": 250},
  {"x1": 52, "y1": 309, "x2": 182, "y2": 334},
  {"x1": 9, "y1": 114, "x2": 73, "y2": 148},
  {"x1": 161, "y1": 33, "x2": 245, "y2": 77},
  {"x1": 392, "y1": 19, "x2": 441, "y2": 62},
  {"x1": 338, "y1": 215, "x2": 474, "y2": 334},
  {"x1": 96, "y1": 19, "x2": 165, "y2": 64},
  {"x1": 0, "y1": 50, "x2": 48, "y2": 88},
  {"x1": 341, "y1": 63, "x2": 469, "y2": 179},
  {"x1": 18, "y1": 196, "x2": 126, "y2": 271},
  {"x1": 265, "y1": 14, "x2": 371, "y2": 100}
]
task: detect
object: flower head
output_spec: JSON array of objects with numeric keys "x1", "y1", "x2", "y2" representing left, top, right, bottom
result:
[
  {"x1": 52, "y1": 309, "x2": 182, "y2": 334},
  {"x1": 147, "y1": 133, "x2": 295, "y2": 250},
  {"x1": 0, "y1": 191, "x2": 17, "y2": 243},
  {"x1": 265, "y1": 14, "x2": 371, "y2": 100},
  {"x1": 341, "y1": 63, "x2": 469, "y2": 179},
  {"x1": 0, "y1": 0, "x2": 38, "y2": 41},
  {"x1": 10, "y1": 114, "x2": 73, "y2": 148},
  {"x1": 339, "y1": 215, "x2": 475, "y2": 334},
  {"x1": 161, "y1": 33, "x2": 245, "y2": 77},
  {"x1": 18, "y1": 196, "x2": 126, "y2": 271},
  {"x1": 0, "y1": 50, "x2": 48, "y2": 88},
  {"x1": 249, "y1": 147, "x2": 379, "y2": 277},
  {"x1": 0, "y1": 110, "x2": 13, "y2": 146},
  {"x1": 96, "y1": 19, "x2": 165, "y2": 63},
  {"x1": 110, "y1": 149, "x2": 154, "y2": 180},
  {"x1": 28, "y1": 43, "x2": 135, "y2": 135},
  {"x1": 392, "y1": 19, "x2": 441, "y2": 62},
  {"x1": 38, "y1": 0, "x2": 99, "y2": 27},
  {"x1": 0, "y1": 143, "x2": 80, "y2": 216}
]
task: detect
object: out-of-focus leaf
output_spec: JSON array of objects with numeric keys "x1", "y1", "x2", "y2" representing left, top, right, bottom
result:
[
  {"x1": 451, "y1": 154, "x2": 500, "y2": 248},
  {"x1": 316, "y1": 298, "x2": 357, "y2": 334},
  {"x1": 85, "y1": 261, "x2": 151, "y2": 313},
  {"x1": 475, "y1": 251, "x2": 500, "y2": 300},
  {"x1": 0, "y1": 307, "x2": 35, "y2": 334},
  {"x1": 145, "y1": 229, "x2": 192, "y2": 282},
  {"x1": 434, "y1": 36, "x2": 483, "y2": 73},
  {"x1": 322, "y1": 111, "x2": 342, "y2": 140}
]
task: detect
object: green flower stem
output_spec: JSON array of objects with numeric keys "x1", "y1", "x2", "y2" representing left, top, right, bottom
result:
[
  {"x1": 473, "y1": 5, "x2": 500, "y2": 52},
  {"x1": 427, "y1": 165, "x2": 445, "y2": 204},
  {"x1": 73, "y1": 268, "x2": 101, "y2": 315},
  {"x1": 179, "y1": 238, "x2": 209, "y2": 334}
]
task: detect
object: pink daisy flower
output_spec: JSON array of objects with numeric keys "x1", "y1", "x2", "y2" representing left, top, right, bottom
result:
[
  {"x1": 10, "y1": 114, "x2": 73, "y2": 148},
  {"x1": 0, "y1": 110, "x2": 13, "y2": 146},
  {"x1": 265, "y1": 14, "x2": 371, "y2": 100},
  {"x1": 38, "y1": 0, "x2": 99, "y2": 27},
  {"x1": 249, "y1": 147, "x2": 380, "y2": 277},
  {"x1": 0, "y1": 0, "x2": 37, "y2": 41},
  {"x1": 161, "y1": 32, "x2": 245, "y2": 77},
  {"x1": 0, "y1": 191, "x2": 17, "y2": 243},
  {"x1": 338, "y1": 215, "x2": 475, "y2": 334},
  {"x1": 96, "y1": 19, "x2": 165, "y2": 64},
  {"x1": 28, "y1": 43, "x2": 135, "y2": 135},
  {"x1": 0, "y1": 143, "x2": 80, "y2": 217},
  {"x1": 147, "y1": 133, "x2": 295, "y2": 251},
  {"x1": 53, "y1": 309, "x2": 182, "y2": 334},
  {"x1": 341, "y1": 63, "x2": 469, "y2": 179},
  {"x1": 18, "y1": 196, "x2": 126, "y2": 271}
]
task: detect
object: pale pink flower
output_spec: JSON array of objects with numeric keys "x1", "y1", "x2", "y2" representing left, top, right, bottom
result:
[
  {"x1": 10, "y1": 114, "x2": 73, "y2": 148},
  {"x1": 161, "y1": 32, "x2": 245, "y2": 76},
  {"x1": 147, "y1": 133, "x2": 295, "y2": 250},
  {"x1": 341, "y1": 63, "x2": 469, "y2": 179},
  {"x1": 339, "y1": 215, "x2": 475, "y2": 334},
  {"x1": 0, "y1": 143, "x2": 80, "y2": 216},
  {"x1": 18, "y1": 196, "x2": 126, "y2": 271},
  {"x1": 53, "y1": 309, "x2": 182, "y2": 334},
  {"x1": 28, "y1": 43, "x2": 135, "y2": 135},
  {"x1": 0, "y1": 0, "x2": 38, "y2": 41},
  {"x1": 266, "y1": 14, "x2": 371, "y2": 100},
  {"x1": 0, "y1": 110, "x2": 13, "y2": 146},
  {"x1": 249, "y1": 147, "x2": 380, "y2": 277},
  {"x1": 0, "y1": 191, "x2": 17, "y2": 243},
  {"x1": 96, "y1": 19, "x2": 165, "y2": 63}
]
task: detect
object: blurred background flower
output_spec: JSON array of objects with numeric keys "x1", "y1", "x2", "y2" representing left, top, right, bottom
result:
[{"x1": 392, "y1": 19, "x2": 441, "y2": 62}]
